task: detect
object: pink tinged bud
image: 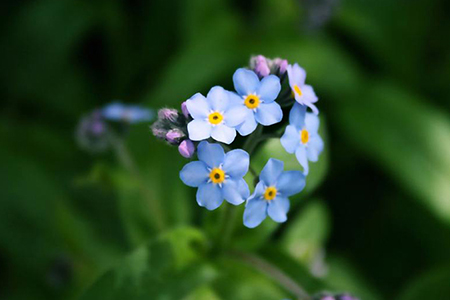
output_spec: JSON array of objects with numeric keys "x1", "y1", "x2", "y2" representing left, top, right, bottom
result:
[
  {"x1": 165, "y1": 129, "x2": 184, "y2": 144},
  {"x1": 321, "y1": 297, "x2": 335, "y2": 300},
  {"x1": 151, "y1": 126, "x2": 167, "y2": 139},
  {"x1": 254, "y1": 55, "x2": 270, "y2": 77},
  {"x1": 158, "y1": 108, "x2": 178, "y2": 122},
  {"x1": 273, "y1": 58, "x2": 288, "y2": 74},
  {"x1": 181, "y1": 101, "x2": 190, "y2": 118},
  {"x1": 178, "y1": 139, "x2": 195, "y2": 158}
]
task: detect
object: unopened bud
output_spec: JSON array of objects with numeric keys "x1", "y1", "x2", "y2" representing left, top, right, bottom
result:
[
  {"x1": 165, "y1": 129, "x2": 185, "y2": 145},
  {"x1": 178, "y1": 139, "x2": 195, "y2": 158},
  {"x1": 158, "y1": 108, "x2": 179, "y2": 123},
  {"x1": 181, "y1": 101, "x2": 190, "y2": 118}
]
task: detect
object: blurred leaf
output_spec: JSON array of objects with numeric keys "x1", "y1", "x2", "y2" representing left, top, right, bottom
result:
[
  {"x1": 337, "y1": 83, "x2": 450, "y2": 224},
  {"x1": 79, "y1": 227, "x2": 215, "y2": 300},
  {"x1": 397, "y1": 264, "x2": 450, "y2": 300},
  {"x1": 325, "y1": 255, "x2": 382, "y2": 300},
  {"x1": 281, "y1": 199, "x2": 331, "y2": 276},
  {"x1": 182, "y1": 286, "x2": 222, "y2": 300}
]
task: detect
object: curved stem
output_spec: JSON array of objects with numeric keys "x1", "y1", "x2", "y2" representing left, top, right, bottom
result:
[
  {"x1": 109, "y1": 133, "x2": 166, "y2": 231},
  {"x1": 230, "y1": 250, "x2": 311, "y2": 300}
]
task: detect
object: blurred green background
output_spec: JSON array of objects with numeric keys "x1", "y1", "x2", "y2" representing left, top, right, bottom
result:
[{"x1": 1, "y1": 0, "x2": 450, "y2": 299}]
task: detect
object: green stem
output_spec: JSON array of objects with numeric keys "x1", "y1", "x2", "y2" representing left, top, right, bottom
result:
[
  {"x1": 230, "y1": 250, "x2": 311, "y2": 300},
  {"x1": 109, "y1": 133, "x2": 166, "y2": 231}
]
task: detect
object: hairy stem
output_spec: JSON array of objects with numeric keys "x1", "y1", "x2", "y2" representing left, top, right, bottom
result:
[
  {"x1": 109, "y1": 133, "x2": 166, "y2": 231},
  {"x1": 230, "y1": 250, "x2": 311, "y2": 300}
]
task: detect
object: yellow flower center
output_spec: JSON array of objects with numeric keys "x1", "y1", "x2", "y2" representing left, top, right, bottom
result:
[
  {"x1": 244, "y1": 94, "x2": 260, "y2": 109},
  {"x1": 263, "y1": 186, "x2": 277, "y2": 201},
  {"x1": 208, "y1": 112, "x2": 223, "y2": 125},
  {"x1": 300, "y1": 129, "x2": 309, "y2": 144},
  {"x1": 209, "y1": 168, "x2": 225, "y2": 184},
  {"x1": 293, "y1": 84, "x2": 303, "y2": 97}
]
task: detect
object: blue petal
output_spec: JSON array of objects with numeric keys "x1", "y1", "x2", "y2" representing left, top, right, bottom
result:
[
  {"x1": 187, "y1": 119, "x2": 212, "y2": 141},
  {"x1": 260, "y1": 158, "x2": 284, "y2": 186},
  {"x1": 179, "y1": 161, "x2": 209, "y2": 187},
  {"x1": 295, "y1": 85, "x2": 319, "y2": 115},
  {"x1": 255, "y1": 102, "x2": 283, "y2": 126},
  {"x1": 289, "y1": 103, "x2": 306, "y2": 129},
  {"x1": 127, "y1": 106, "x2": 153, "y2": 123},
  {"x1": 197, "y1": 141, "x2": 225, "y2": 168},
  {"x1": 196, "y1": 183, "x2": 224, "y2": 210},
  {"x1": 224, "y1": 104, "x2": 248, "y2": 127},
  {"x1": 243, "y1": 198, "x2": 267, "y2": 228},
  {"x1": 233, "y1": 68, "x2": 260, "y2": 96},
  {"x1": 186, "y1": 93, "x2": 209, "y2": 119},
  {"x1": 305, "y1": 112, "x2": 320, "y2": 134},
  {"x1": 267, "y1": 197, "x2": 289, "y2": 223},
  {"x1": 306, "y1": 135, "x2": 324, "y2": 162},
  {"x1": 227, "y1": 91, "x2": 244, "y2": 106},
  {"x1": 287, "y1": 63, "x2": 306, "y2": 87},
  {"x1": 211, "y1": 124, "x2": 236, "y2": 144},
  {"x1": 102, "y1": 103, "x2": 125, "y2": 120},
  {"x1": 257, "y1": 75, "x2": 281, "y2": 103},
  {"x1": 237, "y1": 178, "x2": 250, "y2": 199},
  {"x1": 295, "y1": 146, "x2": 309, "y2": 175},
  {"x1": 250, "y1": 181, "x2": 266, "y2": 199},
  {"x1": 222, "y1": 149, "x2": 249, "y2": 178},
  {"x1": 276, "y1": 171, "x2": 305, "y2": 197},
  {"x1": 280, "y1": 125, "x2": 300, "y2": 154},
  {"x1": 207, "y1": 86, "x2": 229, "y2": 112},
  {"x1": 222, "y1": 179, "x2": 245, "y2": 205},
  {"x1": 236, "y1": 112, "x2": 257, "y2": 136}
]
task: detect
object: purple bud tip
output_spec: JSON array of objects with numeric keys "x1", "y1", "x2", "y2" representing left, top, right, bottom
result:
[
  {"x1": 321, "y1": 297, "x2": 335, "y2": 300},
  {"x1": 178, "y1": 139, "x2": 195, "y2": 158},
  {"x1": 158, "y1": 108, "x2": 178, "y2": 122},
  {"x1": 254, "y1": 55, "x2": 270, "y2": 77},
  {"x1": 166, "y1": 129, "x2": 184, "y2": 144},
  {"x1": 181, "y1": 101, "x2": 190, "y2": 118},
  {"x1": 275, "y1": 58, "x2": 288, "y2": 74}
]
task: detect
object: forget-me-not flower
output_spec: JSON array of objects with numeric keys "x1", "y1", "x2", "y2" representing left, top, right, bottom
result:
[
  {"x1": 280, "y1": 103, "x2": 324, "y2": 175},
  {"x1": 186, "y1": 86, "x2": 248, "y2": 144},
  {"x1": 287, "y1": 63, "x2": 319, "y2": 114},
  {"x1": 230, "y1": 68, "x2": 283, "y2": 136},
  {"x1": 243, "y1": 158, "x2": 305, "y2": 228},
  {"x1": 102, "y1": 102, "x2": 154, "y2": 123},
  {"x1": 179, "y1": 141, "x2": 250, "y2": 210}
]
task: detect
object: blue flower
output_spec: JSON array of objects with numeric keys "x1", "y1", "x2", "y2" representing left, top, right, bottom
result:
[
  {"x1": 179, "y1": 141, "x2": 250, "y2": 210},
  {"x1": 280, "y1": 103, "x2": 324, "y2": 175},
  {"x1": 243, "y1": 158, "x2": 305, "y2": 228},
  {"x1": 287, "y1": 63, "x2": 319, "y2": 115},
  {"x1": 230, "y1": 68, "x2": 283, "y2": 136},
  {"x1": 186, "y1": 86, "x2": 248, "y2": 144},
  {"x1": 102, "y1": 102, "x2": 154, "y2": 123}
]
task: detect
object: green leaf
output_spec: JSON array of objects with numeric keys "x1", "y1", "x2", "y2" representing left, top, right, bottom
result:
[
  {"x1": 337, "y1": 83, "x2": 450, "y2": 224},
  {"x1": 281, "y1": 199, "x2": 331, "y2": 275},
  {"x1": 79, "y1": 227, "x2": 215, "y2": 300},
  {"x1": 397, "y1": 264, "x2": 450, "y2": 300}
]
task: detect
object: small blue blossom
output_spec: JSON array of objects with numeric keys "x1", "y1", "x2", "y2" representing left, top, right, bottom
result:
[
  {"x1": 186, "y1": 86, "x2": 248, "y2": 144},
  {"x1": 243, "y1": 158, "x2": 305, "y2": 228},
  {"x1": 280, "y1": 103, "x2": 324, "y2": 175},
  {"x1": 102, "y1": 102, "x2": 154, "y2": 123},
  {"x1": 230, "y1": 68, "x2": 283, "y2": 136},
  {"x1": 179, "y1": 141, "x2": 250, "y2": 210},
  {"x1": 287, "y1": 63, "x2": 319, "y2": 114}
]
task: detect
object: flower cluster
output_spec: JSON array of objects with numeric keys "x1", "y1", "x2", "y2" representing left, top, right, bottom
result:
[
  {"x1": 76, "y1": 102, "x2": 153, "y2": 152},
  {"x1": 151, "y1": 55, "x2": 324, "y2": 228}
]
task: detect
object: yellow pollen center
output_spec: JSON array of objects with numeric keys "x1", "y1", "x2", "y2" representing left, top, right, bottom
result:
[
  {"x1": 293, "y1": 84, "x2": 303, "y2": 97},
  {"x1": 264, "y1": 186, "x2": 277, "y2": 201},
  {"x1": 209, "y1": 168, "x2": 225, "y2": 184},
  {"x1": 208, "y1": 112, "x2": 223, "y2": 125},
  {"x1": 244, "y1": 94, "x2": 260, "y2": 109},
  {"x1": 300, "y1": 129, "x2": 309, "y2": 144}
]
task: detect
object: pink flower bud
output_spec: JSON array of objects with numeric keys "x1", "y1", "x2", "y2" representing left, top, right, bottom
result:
[
  {"x1": 178, "y1": 139, "x2": 195, "y2": 158},
  {"x1": 181, "y1": 101, "x2": 190, "y2": 118}
]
